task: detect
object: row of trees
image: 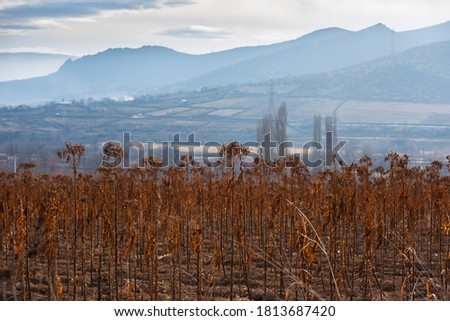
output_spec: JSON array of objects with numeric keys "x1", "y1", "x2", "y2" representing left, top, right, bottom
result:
[{"x1": 256, "y1": 102, "x2": 288, "y2": 155}]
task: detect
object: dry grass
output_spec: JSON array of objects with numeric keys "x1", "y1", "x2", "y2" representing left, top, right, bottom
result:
[{"x1": 0, "y1": 150, "x2": 448, "y2": 301}]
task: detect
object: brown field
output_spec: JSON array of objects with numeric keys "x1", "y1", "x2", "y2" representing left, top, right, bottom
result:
[{"x1": 0, "y1": 147, "x2": 449, "y2": 301}]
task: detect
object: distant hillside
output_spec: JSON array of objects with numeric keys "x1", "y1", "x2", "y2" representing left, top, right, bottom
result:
[
  {"x1": 0, "y1": 42, "x2": 304, "y2": 105},
  {"x1": 0, "y1": 29, "x2": 351, "y2": 105},
  {"x1": 0, "y1": 21, "x2": 449, "y2": 105},
  {"x1": 179, "y1": 21, "x2": 450, "y2": 89},
  {"x1": 0, "y1": 52, "x2": 74, "y2": 82},
  {"x1": 282, "y1": 40, "x2": 450, "y2": 103}
]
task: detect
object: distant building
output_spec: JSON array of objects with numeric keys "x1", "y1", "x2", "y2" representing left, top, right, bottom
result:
[{"x1": 57, "y1": 99, "x2": 71, "y2": 108}]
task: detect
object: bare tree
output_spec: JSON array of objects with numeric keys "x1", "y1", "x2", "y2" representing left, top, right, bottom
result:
[
  {"x1": 275, "y1": 102, "x2": 287, "y2": 144},
  {"x1": 257, "y1": 102, "x2": 288, "y2": 157},
  {"x1": 275, "y1": 102, "x2": 287, "y2": 154},
  {"x1": 256, "y1": 114, "x2": 273, "y2": 143},
  {"x1": 313, "y1": 114, "x2": 321, "y2": 143},
  {"x1": 325, "y1": 115, "x2": 337, "y2": 146}
]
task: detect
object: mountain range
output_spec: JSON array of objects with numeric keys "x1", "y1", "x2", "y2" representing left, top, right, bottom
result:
[
  {"x1": 287, "y1": 40, "x2": 450, "y2": 103},
  {"x1": 0, "y1": 21, "x2": 450, "y2": 105}
]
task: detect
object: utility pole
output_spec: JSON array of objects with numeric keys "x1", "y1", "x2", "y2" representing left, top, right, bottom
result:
[{"x1": 269, "y1": 79, "x2": 275, "y2": 113}]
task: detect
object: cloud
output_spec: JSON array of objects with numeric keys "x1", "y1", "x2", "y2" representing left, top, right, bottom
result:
[
  {"x1": 0, "y1": 24, "x2": 42, "y2": 30},
  {"x1": 164, "y1": 0, "x2": 197, "y2": 7},
  {"x1": 1, "y1": 0, "x2": 449, "y2": 56},
  {"x1": 0, "y1": 1, "x2": 196, "y2": 27},
  {"x1": 161, "y1": 25, "x2": 232, "y2": 39},
  {"x1": 0, "y1": 46, "x2": 77, "y2": 56},
  {"x1": 0, "y1": 1, "x2": 158, "y2": 21}
]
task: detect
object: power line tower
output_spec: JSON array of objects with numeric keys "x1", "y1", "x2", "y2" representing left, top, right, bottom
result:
[{"x1": 268, "y1": 79, "x2": 275, "y2": 113}]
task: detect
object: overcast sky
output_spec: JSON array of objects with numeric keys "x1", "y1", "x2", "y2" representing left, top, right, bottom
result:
[{"x1": 1, "y1": 0, "x2": 450, "y2": 56}]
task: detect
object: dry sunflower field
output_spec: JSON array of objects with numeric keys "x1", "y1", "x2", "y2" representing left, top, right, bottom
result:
[{"x1": 0, "y1": 143, "x2": 449, "y2": 301}]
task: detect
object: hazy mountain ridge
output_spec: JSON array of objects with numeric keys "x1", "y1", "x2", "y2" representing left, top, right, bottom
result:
[
  {"x1": 0, "y1": 21, "x2": 449, "y2": 105},
  {"x1": 0, "y1": 41, "x2": 309, "y2": 104},
  {"x1": 178, "y1": 22, "x2": 450, "y2": 90},
  {"x1": 284, "y1": 40, "x2": 450, "y2": 103}
]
